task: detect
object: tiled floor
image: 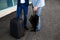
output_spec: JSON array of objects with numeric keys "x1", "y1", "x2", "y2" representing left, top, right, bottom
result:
[{"x1": 0, "y1": 0, "x2": 60, "y2": 40}]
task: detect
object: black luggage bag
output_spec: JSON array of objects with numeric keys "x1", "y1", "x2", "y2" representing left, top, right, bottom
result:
[{"x1": 10, "y1": 18, "x2": 24, "y2": 39}]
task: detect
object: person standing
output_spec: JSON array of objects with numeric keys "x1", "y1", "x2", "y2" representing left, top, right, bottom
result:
[
  {"x1": 16, "y1": 0, "x2": 29, "y2": 30},
  {"x1": 32, "y1": 0, "x2": 45, "y2": 31}
]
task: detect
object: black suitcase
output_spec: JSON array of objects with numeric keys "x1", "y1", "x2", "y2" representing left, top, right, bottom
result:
[{"x1": 10, "y1": 18, "x2": 24, "y2": 39}]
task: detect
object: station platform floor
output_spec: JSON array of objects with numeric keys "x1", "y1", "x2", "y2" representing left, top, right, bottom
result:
[{"x1": 0, "y1": 0, "x2": 60, "y2": 40}]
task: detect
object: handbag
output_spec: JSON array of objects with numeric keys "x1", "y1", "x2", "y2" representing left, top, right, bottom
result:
[{"x1": 29, "y1": 14, "x2": 39, "y2": 27}]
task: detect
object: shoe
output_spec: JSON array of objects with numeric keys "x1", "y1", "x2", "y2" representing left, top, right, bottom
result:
[
  {"x1": 30, "y1": 29, "x2": 36, "y2": 32},
  {"x1": 30, "y1": 26, "x2": 36, "y2": 32},
  {"x1": 24, "y1": 26, "x2": 29, "y2": 30}
]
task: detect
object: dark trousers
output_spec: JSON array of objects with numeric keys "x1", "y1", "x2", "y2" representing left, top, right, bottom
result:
[{"x1": 16, "y1": 4, "x2": 28, "y2": 26}]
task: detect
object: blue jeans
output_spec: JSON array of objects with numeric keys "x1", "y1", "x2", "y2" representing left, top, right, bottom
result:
[
  {"x1": 16, "y1": 4, "x2": 28, "y2": 26},
  {"x1": 36, "y1": 7, "x2": 42, "y2": 31}
]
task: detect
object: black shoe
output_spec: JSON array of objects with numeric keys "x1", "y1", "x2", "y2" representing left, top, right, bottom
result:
[
  {"x1": 30, "y1": 29, "x2": 36, "y2": 32},
  {"x1": 30, "y1": 26, "x2": 36, "y2": 32},
  {"x1": 24, "y1": 26, "x2": 29, "y2": 30},
  {"x1": 30, "y1": 27, "x2": 36, "y2": 32}
]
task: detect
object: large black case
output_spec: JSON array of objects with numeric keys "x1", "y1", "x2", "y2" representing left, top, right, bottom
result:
[{"x1": 10, "y1": 18, "x2": 24, "y2": 39}]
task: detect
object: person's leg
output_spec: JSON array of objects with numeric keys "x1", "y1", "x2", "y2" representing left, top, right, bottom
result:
[
  {"x1": 22, "y1": 5, "x2": 28, "y2": 30},
  {"x1": 16, "y1": 6, "x2": 22, "y2": 19},
  {"x1": 36, "y1": 7, "x2": 42, "y2": 31}
]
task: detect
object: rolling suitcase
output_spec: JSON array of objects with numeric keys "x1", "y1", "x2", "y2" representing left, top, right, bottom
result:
[{"x1": 10, "y1": 18, "x2": 24, "y2": 39}]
